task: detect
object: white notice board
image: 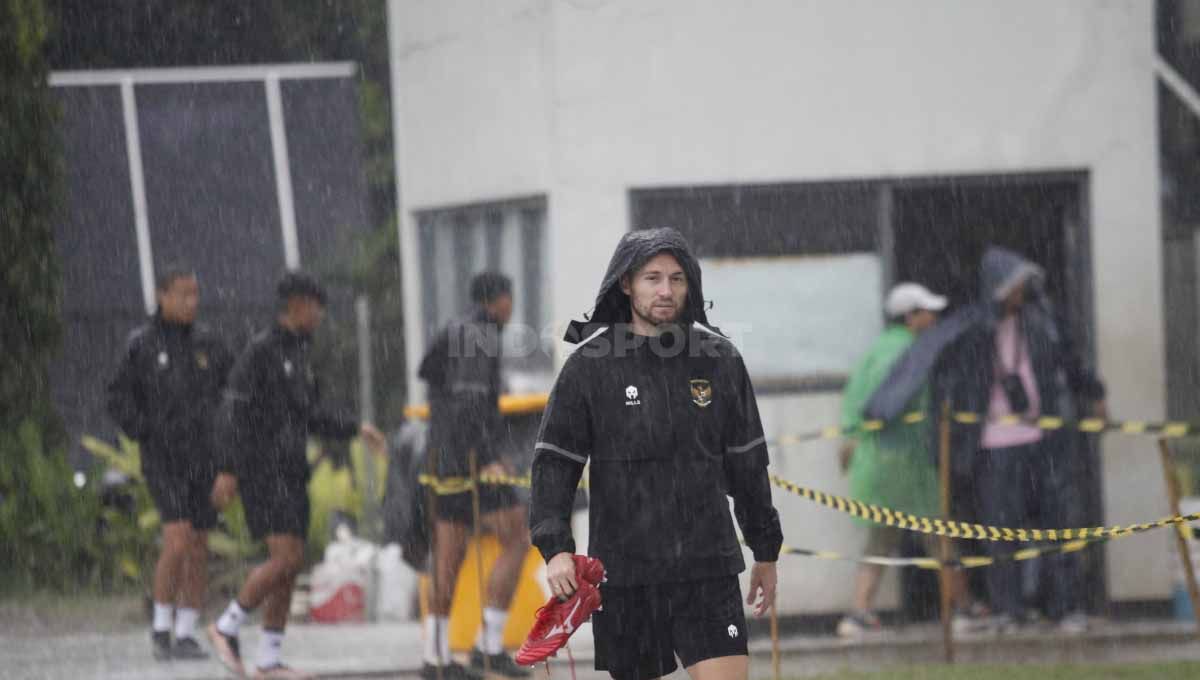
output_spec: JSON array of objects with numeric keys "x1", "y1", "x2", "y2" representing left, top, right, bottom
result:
[{"x1": 700, "y1": 253, "x2": 883, "y2": 381}]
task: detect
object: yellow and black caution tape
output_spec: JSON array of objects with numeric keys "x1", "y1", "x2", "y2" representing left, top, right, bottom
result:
[
  {"x1": 400, "y1": 391, "x2": 1195, "y2": 447},
  {"x1": 780, "y1": 537, "x2": 1104, "y2": 571},
  {"x1": 418, "y1": 472, "x2": 1200, "y2": 544},
  {"x1": 772, "y1": 413, "x2": 1199, "y2": 447},
  {"x1": 773, "y1": 475, "x2": 1200, "y2": 542},
  {"x1": 417, "y1": 472, "x2": 533, "y2": 495}
]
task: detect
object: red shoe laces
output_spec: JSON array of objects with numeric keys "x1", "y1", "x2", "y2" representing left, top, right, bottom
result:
[{"x1": 541, "y1": 645, "x2": 577, "y2": 680}]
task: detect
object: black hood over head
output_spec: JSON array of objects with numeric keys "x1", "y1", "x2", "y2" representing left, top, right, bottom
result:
[{"x1": 563, "y1": 227, "x2": 715, "y2": 343}]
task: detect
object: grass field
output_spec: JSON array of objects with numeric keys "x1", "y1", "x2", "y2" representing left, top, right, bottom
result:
[{"x1": 795, "y1": 662, "x2": 1200, "y2": 679}]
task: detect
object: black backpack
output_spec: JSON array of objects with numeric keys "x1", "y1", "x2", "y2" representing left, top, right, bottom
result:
[{"x1": 382, "y1": 422, "x2": 432, "y2": 571}]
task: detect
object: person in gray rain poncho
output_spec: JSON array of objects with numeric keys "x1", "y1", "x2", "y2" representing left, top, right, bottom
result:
[
  {"x1": 865, "y1": 246, "x2": 1105, "y2": 633},
  {"x1": 531, "y1": 228, "x2": 783, "y2": 680}
]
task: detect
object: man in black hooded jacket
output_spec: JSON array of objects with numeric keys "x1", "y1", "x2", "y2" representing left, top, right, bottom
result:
[{"x1": 530, "y1": 228, "x2": 783, "y2": 680}]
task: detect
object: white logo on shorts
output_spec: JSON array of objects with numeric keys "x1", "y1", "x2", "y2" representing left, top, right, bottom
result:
[{"x1": 727, "y1": 624, "x2": 738, "y2": 638}]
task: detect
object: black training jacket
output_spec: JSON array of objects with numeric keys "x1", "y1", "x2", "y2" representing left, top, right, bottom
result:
[
  {"x1": 418, "y1": 307, "x2": 504, "y2": 476},
  {"x1": 106, "y1": 313, "x2": 233, "y2": 474},
  {"x1": 530, "y1": 324, "x2": 783, "y2": 587},
  {"x1": 218, "y1": 324, "x2": 358, "y2": 481}
]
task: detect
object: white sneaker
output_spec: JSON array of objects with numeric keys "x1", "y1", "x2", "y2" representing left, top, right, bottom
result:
[
  {"x1": 836, "y1": 611, "x2": 881, "y2": 639},
  {"x1": 988, "y1": 614, "x2": 1021, "y2": 635},
  {"x1": 952, "y1": 613, "x2": 989, "y2": 634},
  {"x1": 1058, "y1": 612, "x2": 1088, "y2": 636},
  {"x1": 952, "y1": 601, "x2": 993, "y2": 634}
]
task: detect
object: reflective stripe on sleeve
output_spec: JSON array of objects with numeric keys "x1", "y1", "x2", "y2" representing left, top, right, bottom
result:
[
  {"x1": 534, "y1": 441, "x2": 588, "y2": 464},
  {"x1": 727, "y1": 436, "x2": 766, "y2": 454}
]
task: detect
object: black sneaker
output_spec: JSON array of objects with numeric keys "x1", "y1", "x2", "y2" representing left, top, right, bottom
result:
[
  {"x1": 420, "y1": 662, "x2": 483, "y2": 680},
  {"x1": 151, "y1": 630, "x2": 172, "y2": 661},
  {"x1": 172, "y1": 636, "x2": 210, "y2": 661},
  {"x1": 470, "y1": 649, "x2": 532, "y2": 678}
]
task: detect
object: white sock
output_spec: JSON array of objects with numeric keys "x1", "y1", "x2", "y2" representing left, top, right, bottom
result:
[
  {"x1": 217, "y1": 600, "x2": 249, "y2": 637},
  {"x1": 476, "y1": 607, "x2": 509, "y2": 655},
  {"x1": 152, "y1": 602, "x2": 173, "y2": 633},
  {"x1": 423, "y1": 615, "x2": 451, "y2": 665},
  {"x1": 257, "y1": 628, "x2": 284, "y2": 670},
  {"x1": 174, "y1": 607, "x2": 199, "y2": 640}
]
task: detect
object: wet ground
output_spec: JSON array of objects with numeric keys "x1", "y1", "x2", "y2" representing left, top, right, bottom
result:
[{"x1": 4, "y1": 618, "x2": 1200, "y2": 680}]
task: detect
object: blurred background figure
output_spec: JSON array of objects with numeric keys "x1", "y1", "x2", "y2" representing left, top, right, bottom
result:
[
  {"x1": 417, "y1": 271, "x2": 530, "y2": 679},
  {"x1": 836, "y1": 283, "x2": 984, "y2": 638},
  {"x1": 867, "y1": 247, "x2": 1106, "y2": 634},
  {"x1": 946, "y1": 247, "x2": 1106, "y2": 634},
  {"x1": 208, "y1": 272, "x2": 383, "y2": 679},
  {"x1": 105, "y1": 264, "x2": 233, "y2": 661}
]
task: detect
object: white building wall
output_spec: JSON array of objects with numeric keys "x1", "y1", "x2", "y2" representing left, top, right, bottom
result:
[{"x1": 390, "y1": 0, "x2": 1167, "y2": 610}]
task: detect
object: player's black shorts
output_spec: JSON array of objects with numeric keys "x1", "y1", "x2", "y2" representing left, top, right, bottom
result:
[
  {"x1": 593, "y1": 575, "x2": 748, "y2": 679},
  {"x1": 240, "y1": 474, "x2": 310, "y2": 540},
  {"x1": 432, "y1": 483, "x2": 521, "y2": 524},
  {"x1": 143, "y1": 463, "x2": 218, "y2": 531}
]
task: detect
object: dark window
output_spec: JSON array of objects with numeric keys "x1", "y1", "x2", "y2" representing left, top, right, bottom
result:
[{"x1": 415, "y1": 197, "x2": 552, "y2": 384}]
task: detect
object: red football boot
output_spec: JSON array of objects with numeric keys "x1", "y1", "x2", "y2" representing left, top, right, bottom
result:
[
  {"x1": 515, "y1": 557, "x2": 605, "y2": 666},
  {"x1": 573, "y1": 554, "x2": 606, "y2": 586}
]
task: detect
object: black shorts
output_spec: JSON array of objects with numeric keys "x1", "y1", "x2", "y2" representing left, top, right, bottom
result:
[
  {"x1": 593, "y1": 576, "x2": 748, "y2": 679},
  {"x1": 144, "y1": 465, "x2": 218, "y2": 531},
  {"x1": 240, "y1": 475, "x2": 310, "y2": 540},
  {"x1": 432, "y1": 484, "x2": 521, "y2": 524}
]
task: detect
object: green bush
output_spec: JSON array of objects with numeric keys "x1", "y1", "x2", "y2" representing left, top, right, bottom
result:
[
  {"x1": 0, "y1": 420, "x2": 131, "y2": 592},
  {"x1": 81, "y1": 434, "x2": 260, "y2": 594}
]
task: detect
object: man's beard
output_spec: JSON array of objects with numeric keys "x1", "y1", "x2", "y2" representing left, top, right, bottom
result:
[{"x1": 632, "y1": 300, "x2": 682, "y2": 327}]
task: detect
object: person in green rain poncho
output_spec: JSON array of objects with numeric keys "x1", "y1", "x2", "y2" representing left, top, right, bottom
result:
[{"x1": 836, "y1": 283, "x2": 986, "y2": 638}]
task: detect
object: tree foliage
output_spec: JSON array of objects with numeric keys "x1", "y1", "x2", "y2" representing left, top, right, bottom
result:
[
  {"x1": 1, "y1": 0, "x2": 62, "y2": 437},
  {"x1": 0, "y1": 1, "x2": 76, "y2": 592}
]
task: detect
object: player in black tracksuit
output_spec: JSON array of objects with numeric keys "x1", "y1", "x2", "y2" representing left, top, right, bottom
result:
[
  {"x1": 417, "y1": 272, "x2": 531, "y2": 679},
  {"x1": 206, "y1": 272, "x2": 381, "y2": 680},
  {"x1": 531, "y1": 228, "x2": 783, "y2": 680},
  {"x1": 106, "y1": 266, "x2": 233, "y2": 661}
]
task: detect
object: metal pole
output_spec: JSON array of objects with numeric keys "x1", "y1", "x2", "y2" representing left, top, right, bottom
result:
[
  {"x1": 356, "y1": 296, "x2": 378, "y2": 539},
  {"x1": 1159, "y1": 437, "x2": 1200, "y2": 637},
  {"x1": 426, "y1": 448, "x2": 443, "y2": 680},
  {"x1": 770, "y1": 606, "x2": 781, "y2": 680},
  {"x1": 469, "y1": 448, "x2": 491, "y2": 676},
  {"x1": 938, "y1": 399, "x2": 956, "y2": 663}
]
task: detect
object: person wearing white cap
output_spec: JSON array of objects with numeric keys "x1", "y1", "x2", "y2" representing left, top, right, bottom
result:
[{"x1": 836, "y1": 283, "x2": 984, "y2": 638}]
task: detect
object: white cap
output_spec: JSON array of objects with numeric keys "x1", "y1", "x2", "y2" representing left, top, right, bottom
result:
[{"x1": 885, "y1": 282, "x2": 947, "y2": 318}]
